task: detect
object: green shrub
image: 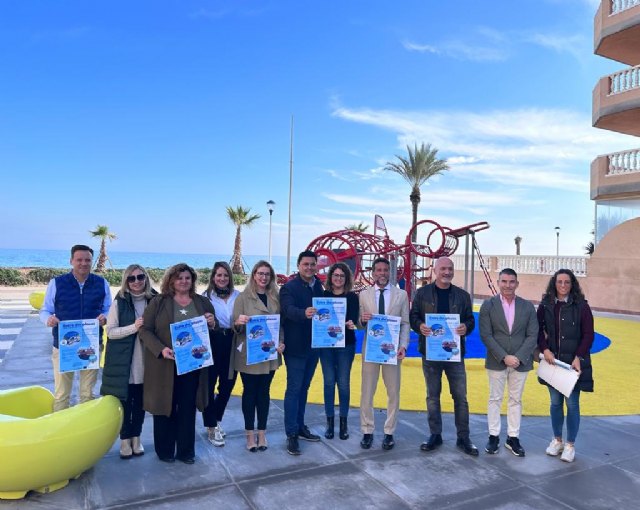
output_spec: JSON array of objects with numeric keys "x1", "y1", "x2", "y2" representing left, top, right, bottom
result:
[
  {"x1": 102, "y1": 269, "x2": 125, "y2": 287},
  {"x1": 27, "y1": 267, "x2": 67, "y2": 284},
  {"x1": 233, "y1": 274, "x2": 247, "y2": 286},
  {"x1": 146, "y1": 268, "x2": 165, "y2": 284},
  {"x1": 0, "y1": 268, "x2": 29, "y2": 286}
]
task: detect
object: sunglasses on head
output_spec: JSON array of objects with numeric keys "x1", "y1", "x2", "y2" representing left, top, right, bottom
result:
[{"x1": 126, "y1": 274, "x2": 146, "y2": 283}]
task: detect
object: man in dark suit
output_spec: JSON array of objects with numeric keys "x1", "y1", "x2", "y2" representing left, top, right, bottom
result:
[
  {"x1": 479, "y1": 268, "x2": 538, "y2": 457},
  {"x1": 359, "y1": 257, "x2": 410, "y2": 451},
  {"x1": 280, "y1": 250, "x2": 324, "y2": 455}
]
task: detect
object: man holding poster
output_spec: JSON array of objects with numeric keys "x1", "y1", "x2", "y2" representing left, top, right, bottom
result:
[
  {"x1": 479, "y1": 268, "x2": 538, "y2": 457},
  {"x1": 359, "y1": 257, "x2": 409, "y2": 451},
  {"x1": 40, "y1": 244, "x2": 112, "y2": 411},
  {"x1": 410, "y1": 257, "x2": 477, "y2": 456}
]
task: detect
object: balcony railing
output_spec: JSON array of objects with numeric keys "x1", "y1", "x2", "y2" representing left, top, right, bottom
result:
[
  {"x1": 451, "y1": 255, "x2": 587, "y2": 276},
  {"x1": 611, "y1": 0, "x2": 640, "y2": 15},
  {"x1": 608, "y1": 148, "x2": 640, "y2": 174},
  {"x1": 609, "y1": 65, "x2": 640, "y2": 95}
]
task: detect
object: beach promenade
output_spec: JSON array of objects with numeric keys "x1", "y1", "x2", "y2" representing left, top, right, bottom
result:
[{"x1": 1, "y1": 290, "x2": 639, "y2": 509}]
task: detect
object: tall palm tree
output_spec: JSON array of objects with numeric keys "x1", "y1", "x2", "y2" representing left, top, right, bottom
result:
[
  {"x1": 227, "y1": 206, "x2": 261, "y2": 274},
  {"x1": 89, "y1": 225, "x2": 117, "y2": 273},
  {"x1": 344, "y1": 222, "x2": 369, "y2": 232},
  {"x1": 384, "y1": 143, "x2": 449, "y2": 241}
]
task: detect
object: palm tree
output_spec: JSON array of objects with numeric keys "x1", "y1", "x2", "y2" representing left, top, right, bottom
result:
[
  {"x1": 514, "y1": 236, "x2": 522, "y2": 255},
  {"x1": 344, "y1": 222, "x2": 369, "y2": 232},
  {"x1": 89, "y1": 225, "x2": 117, "y2": 273},
  {"x1": 384, "y1": 143, "x2": 449, "y2": 241},
  {"x1": 227, "y1": 206, "x2": 261, "y2": 274}
]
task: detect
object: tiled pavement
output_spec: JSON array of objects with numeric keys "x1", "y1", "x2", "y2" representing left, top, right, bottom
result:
[
  {"x1": 1, "y1": 299, "x2": 640, "y2": 510},
  {"x1": 0, "y1": 298, "x2": 32, "y2": 364}
]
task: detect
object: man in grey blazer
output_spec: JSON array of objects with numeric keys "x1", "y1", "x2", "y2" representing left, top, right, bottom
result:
[
  {"x1": 479, "y1": 268, "x2": 538, "y2": 457},
  {"x1": 359, "y1": 257, "x2": 410, "y2": 451}
]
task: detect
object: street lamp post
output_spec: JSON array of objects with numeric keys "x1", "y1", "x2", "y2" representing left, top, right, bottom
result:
[
  {"x1": 554, "y1": 226, "x2": 560, "y2": 256},
  {"x1": 267, "y1": 200, "x2": 275, "y2": 263}
]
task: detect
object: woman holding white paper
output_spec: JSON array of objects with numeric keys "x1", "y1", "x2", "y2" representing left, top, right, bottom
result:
[
  {"x1": 318, "y1": 262, "x2": 358, "y2": 440},
  {"x1": 537, "y1": 269, "x2": 594, "y2": 463},
  {"x1": 232, "y1": 261, "x2": 285, "y2": 452}
]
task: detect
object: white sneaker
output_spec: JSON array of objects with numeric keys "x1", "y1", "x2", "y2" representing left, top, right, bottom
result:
[
  {"x1": 545, "y1": 438, "x2": 564, "y2": 456},
  {"x1": 560, "y1": 443, "x2": 575, "y2": 463},
  {"x1": 217, "y1": 423, "x2": 226, "y2": 438},
  {"x1": 208, "y1": 426, "x2": 225, "y2": 447}
]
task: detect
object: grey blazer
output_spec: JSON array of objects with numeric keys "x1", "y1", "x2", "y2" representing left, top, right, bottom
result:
[
  {"x1": 479, "y1": 294, "x2": 539, "y2": 372},
  {"x1": 359, "y1": 285, "x2": 410, "y2": 349}
]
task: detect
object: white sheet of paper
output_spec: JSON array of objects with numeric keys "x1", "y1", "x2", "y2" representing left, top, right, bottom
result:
[{"x1": 536, "y1": 355, "x2": 579, "y2": 398}]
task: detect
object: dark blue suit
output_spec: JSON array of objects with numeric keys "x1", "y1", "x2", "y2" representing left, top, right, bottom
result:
[{"x1": 280, "y1": 275, "x2": 324, "y2": 436}]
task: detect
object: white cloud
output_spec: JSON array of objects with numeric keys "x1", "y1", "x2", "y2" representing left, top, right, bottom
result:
[
  {"x1": 401, "y1": 40, "x2": 439, "y2": 54},
  {"x1": 403, "y1": 38, "x2": 509, "y2": 62}
]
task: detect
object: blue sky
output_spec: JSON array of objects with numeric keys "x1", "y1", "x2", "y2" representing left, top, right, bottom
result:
[{"x1": 1, "y1": 0, "x2": 635, "y2": 258}]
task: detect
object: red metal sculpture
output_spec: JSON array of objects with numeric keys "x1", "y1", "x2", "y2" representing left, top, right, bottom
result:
[{"x1": 278, "y1": 215, "x2": 492, "y2": 299}]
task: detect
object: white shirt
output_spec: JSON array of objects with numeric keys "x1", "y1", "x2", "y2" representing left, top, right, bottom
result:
[{"x1": 203, "y1": 289, "x2": 240, "y2": 329}]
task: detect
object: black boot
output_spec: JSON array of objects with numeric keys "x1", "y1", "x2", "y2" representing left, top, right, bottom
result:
[
  {"x1": 325, "y1": 417, "x2": 335, "y2": 439},
  {"x1": 339, "y1": 417, "x2": 349, "y2": 440}
]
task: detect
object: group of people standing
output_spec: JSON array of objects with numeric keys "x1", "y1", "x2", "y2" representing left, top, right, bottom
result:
[{"x1": 39, "y1": 244, "x2": 594, "y2": 466}]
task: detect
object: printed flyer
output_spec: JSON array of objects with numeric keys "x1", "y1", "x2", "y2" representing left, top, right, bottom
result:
[
  {"x1": 246, "y1": 314, "x2": 280, "y2": 365},
  {"x1": 364, "y1": 314, "x2": 400, "y2": 365},
  {"x1": 425, "y1": 313, "x2": 461, "y2": 362},
  {"x1": 170, "y1": 315, "x2": 213, "y2": 375},
  {"x1": 311, "y1": 297, "x2": 347, "y2": 348},
  {"x1": 58, "y1": 319, "x2": 100, "y2": 373}
]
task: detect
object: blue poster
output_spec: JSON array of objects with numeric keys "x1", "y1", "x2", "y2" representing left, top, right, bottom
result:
[
  {"x1": 311, "y1": 297, "x2": 347, "y2": 348},
  {"x1": 246, "y1": 314, "x2": 280, "y2": 365},
  {"x1": 58, "y1": 319, "x2": 100, "y2": 373},
  {"x1": 425, "y1": 313, "x2": 461, "y2": 362},
  {"x1": 363, "y1": 314, "x2": 400, "y2": 365},
  {"x1": 170, "y1": 315, "x2": 213, "y2": 375}
]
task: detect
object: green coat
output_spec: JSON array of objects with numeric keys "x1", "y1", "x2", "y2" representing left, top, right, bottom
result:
[{"x1": 139, "y1": 294, "x2": 216, "y2": 417}]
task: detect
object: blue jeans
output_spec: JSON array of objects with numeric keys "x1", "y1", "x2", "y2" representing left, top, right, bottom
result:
[
  {"x1": 548, "y1": 385, "x2": 581, "y2": 443},
  {"x1": 283, "y1": 351, "x2": 319, "y2": 436},
  {"x1": 422, "y1": 358, "x2": 470, "y2": 439},
  {"x1": 319, "y1": 344, "x2": 355, "y2": 418}
]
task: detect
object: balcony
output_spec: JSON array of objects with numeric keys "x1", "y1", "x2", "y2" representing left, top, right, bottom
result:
[
  {"x1": 593, "y1": 65, "x2": 640, "y2": 135},
  {"x1": 595, "y1": 0, "x2": 640, "y2": 65},
  {"x1": 591, "y1": 148, "x2": 640, "y2": 199}
]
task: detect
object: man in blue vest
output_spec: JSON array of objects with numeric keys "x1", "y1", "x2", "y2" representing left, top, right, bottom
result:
[{"x1": 40, "y1": 244, "x2": 112, "y2": 411}]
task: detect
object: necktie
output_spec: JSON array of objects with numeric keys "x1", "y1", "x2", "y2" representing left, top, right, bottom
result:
[{"x1": 378, "y1": 287, "x2": 385, "y2": 315}]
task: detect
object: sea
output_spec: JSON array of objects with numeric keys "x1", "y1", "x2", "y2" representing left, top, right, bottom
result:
[{"x1": 0, "y1": 248, "x2": 298, "y2": 276}]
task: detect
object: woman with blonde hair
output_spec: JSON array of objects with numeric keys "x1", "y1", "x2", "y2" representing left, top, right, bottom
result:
[
  {"x1": 232, "y1": 261, "x2": 285, "y2": 451},
  {"x1": 102, "y1": 264, "x2": 157, "y2": 459}
]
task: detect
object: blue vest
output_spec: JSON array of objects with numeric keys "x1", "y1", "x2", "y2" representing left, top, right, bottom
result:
[{"x1": 52, "y1": 272, "x2": 107, "y2": 348}]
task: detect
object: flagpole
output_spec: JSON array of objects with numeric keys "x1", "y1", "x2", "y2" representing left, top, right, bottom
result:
[{"x1": 286, "y1": 115, "x2": 294, "y2": 275}]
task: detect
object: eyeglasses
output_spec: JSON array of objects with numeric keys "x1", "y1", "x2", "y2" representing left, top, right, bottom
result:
[
  {"x1": 332, "y1": 273, "x2": 346, "y2": 279},
  {"x1": 126, "y1": 274, "x2": 146, "y2": 283},
  {"x1": 255, "y1": 272, "x2": 271, "y2": 278}
]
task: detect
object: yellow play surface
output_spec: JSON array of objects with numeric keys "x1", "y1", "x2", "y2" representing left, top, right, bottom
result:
[{"x1": 231, "y1": 315, "x2": 639, "y2": 416}]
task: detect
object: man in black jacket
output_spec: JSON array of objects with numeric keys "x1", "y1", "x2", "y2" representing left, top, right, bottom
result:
[
  {"x1": 409, "y1": 257, "x2": 478, "y2": 456},
  {"x1": 280, "y1": 250, "x2": 324, "y2": 455}
]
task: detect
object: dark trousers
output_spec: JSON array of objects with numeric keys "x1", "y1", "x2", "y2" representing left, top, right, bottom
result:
[
  {"x1": 422, "y1": 358, "x2": 470, "y2": 439},
  {"x1": 153, "y1": 369, "x2": 199, "y2": 460},
  {"x1": 283, "y1": 351, "x2": 319, "y2": 436},
  {"x1": 202, "y1": 330, "x2": 238, "y2": 427},
  {"x1": 240, "y1": 371, "x2": 275, "y2": 430},
  {"x1": 120, "y1": 383, "x2": 145, "y2": 439}
]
